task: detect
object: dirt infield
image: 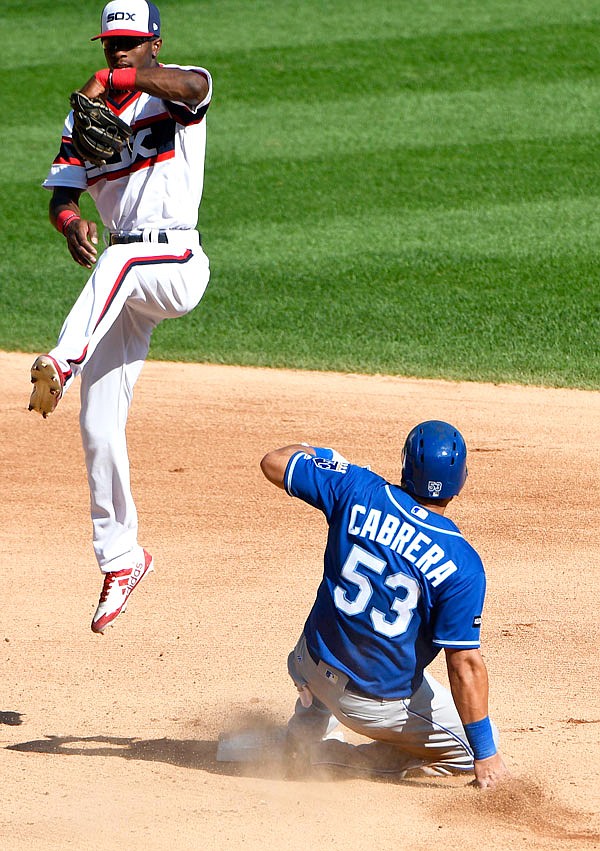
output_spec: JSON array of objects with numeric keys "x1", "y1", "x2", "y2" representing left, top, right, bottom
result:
[{"x1": 1, "y1": 350, "x2": 598, "y2": 850}]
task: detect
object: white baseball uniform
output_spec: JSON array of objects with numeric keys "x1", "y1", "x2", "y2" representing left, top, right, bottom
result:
[{"x1": 43, "y1": 65, "x2": 212, "y2": 573}]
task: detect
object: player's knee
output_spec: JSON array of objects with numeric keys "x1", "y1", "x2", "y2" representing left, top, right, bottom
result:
[{"x1": 80, "y1": 413, "x2": 120, "y2": 457}]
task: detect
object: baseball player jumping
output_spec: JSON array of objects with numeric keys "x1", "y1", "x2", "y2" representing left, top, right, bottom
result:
[
  {"x1": 29, "y1": 0, "x2": 212, "y2": 633},
  {"x1": 260, "y1": 422, "x2": 510, "y2": 788}
]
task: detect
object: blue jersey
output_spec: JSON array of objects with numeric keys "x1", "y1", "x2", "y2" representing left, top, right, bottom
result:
[{"x1": 285, "y1": 452, "x2": 486, "y2": 699}]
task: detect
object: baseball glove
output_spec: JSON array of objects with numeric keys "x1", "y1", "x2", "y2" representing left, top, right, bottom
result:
[{"x1": 69, "y1": 91, "x2": 132, "y2": 166}]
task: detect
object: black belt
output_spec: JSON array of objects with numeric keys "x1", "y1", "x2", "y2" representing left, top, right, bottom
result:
[
  {"x1": 306, "y1": 643, "x2": 375, "y2": 699},
  {"x1": 110, "y1": 232, "x2": 168, "y2": 245},
  {"x1": 110, "y1": 232, "x2": 201, "y2": 246}
]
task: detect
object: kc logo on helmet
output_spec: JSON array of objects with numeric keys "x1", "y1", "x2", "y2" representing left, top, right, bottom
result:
[
  {"x1": 107, "y1": 12, "x2": 136, "y2": 22},
  {"x1": 427, "y1": 480, "x2": 442, "y2": 496}
]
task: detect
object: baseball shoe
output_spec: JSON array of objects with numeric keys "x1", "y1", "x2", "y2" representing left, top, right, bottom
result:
[
  {"x1": 29, "y1": 355, "x2": 64, "y2": 418},
  {"x1": 284, "y1": 727, "x2": 346, "y2": 779},
  {"x1": 91, "y1": 549, "x2": 154, "y2": 634}
]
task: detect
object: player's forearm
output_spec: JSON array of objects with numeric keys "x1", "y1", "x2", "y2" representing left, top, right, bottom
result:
[
  {"x1": 81, "y1": 66, "x2": 208, "y2": 106},
  {"x1": 49, "y1": 189, "x2": 82, "y2": 228},
  {"x1": 49, "y1": 188, "x2": 98, "y2": 267},
  {"x1": 134, "y1": 66, "x2": 208, "y2": 105},
  {"x1": 446, "y1": 647, "x2": 504, "y2": 769},
  {"x1": 445, "y1": 648, "x2": 490, "y2": 724},
  {"x1": 48, "y1": 188, "x2": 81, "y2": 233}
]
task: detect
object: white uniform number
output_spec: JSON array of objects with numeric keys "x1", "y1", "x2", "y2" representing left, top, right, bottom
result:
[{"x1": 333, "y1": 544, "x2": 420, "y2": 638}]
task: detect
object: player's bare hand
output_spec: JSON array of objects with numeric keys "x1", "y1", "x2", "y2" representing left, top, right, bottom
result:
[
  {"x1": 470, "y1": 752, "x2": 510, "y2": 790},
  {"x1": 64, "y1": 218, "x2": 99, "y2": 268},
  {"x1": 79, "y1": 72, "x2": 108, "y2": 100}
]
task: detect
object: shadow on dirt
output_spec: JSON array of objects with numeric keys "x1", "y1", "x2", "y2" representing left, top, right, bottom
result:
[
  {"x1": 0, "y1": 711, "x2": 24, "y2": 726},
  {"x1": 5, "y1": 732, "x2": 441, "y2": 786},
  {"x1": 7, "y1": 735, "x2": 246, "y2": 775}
]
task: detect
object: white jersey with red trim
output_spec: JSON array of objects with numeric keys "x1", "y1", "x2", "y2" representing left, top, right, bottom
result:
[{"x1": 43, "y1": 64, "x2": 212, "y2": 233}]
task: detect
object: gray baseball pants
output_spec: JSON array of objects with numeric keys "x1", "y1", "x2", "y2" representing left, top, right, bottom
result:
[{"x1": 287, "y1": 633, "x2": 489, "y2": 774}]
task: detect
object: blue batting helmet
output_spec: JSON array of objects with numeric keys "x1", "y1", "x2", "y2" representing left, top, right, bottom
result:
[{"x1": 401, "y1": 420, "x2": 467, "y2": 499}]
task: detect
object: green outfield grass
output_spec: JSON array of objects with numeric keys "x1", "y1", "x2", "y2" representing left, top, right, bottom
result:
[{"x1": 2, "y1": 0, "x2": 600, "y2": 387}]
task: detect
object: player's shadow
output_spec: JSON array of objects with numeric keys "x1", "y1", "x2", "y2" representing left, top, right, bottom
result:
[
  {"x1": 6, "y1": 732, "x2": 445, "y2": 787},
  {"x1": 0, "y1": 711, "x2": 24, "y2": 726},
  {"x1": 7, "y1": 735, "x2": 248, "y2": 777}
]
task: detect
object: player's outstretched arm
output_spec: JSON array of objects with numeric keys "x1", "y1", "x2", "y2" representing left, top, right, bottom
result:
[
  {"x1": 50, "y1": 187, "x2": 98, "y2": 269},
  {"x1": 445, "y1": 647, "x2": 510, "y2": 790}
]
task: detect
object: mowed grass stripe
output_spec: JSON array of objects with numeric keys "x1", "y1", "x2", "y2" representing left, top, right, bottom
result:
[
  {"x1": 206, "y1": 196, "x2": 600, "y2": 265},
  {"x1": 18, "y1": 74, "x2": 600, "y2": 150},
  {"x1": 4, "y1": 0, "x2": 599, "y2": 68},
  {"x1": 192, "y1": 0, "x2": 600, "y2": 52},
  {"x1": 207, "y1": 77, "x2": 600, "y2": 162},
  {"x1": 201, "y1": 136, "x2": 599, "y2": 227},
  {"x1": 210, "y1": 22, "x2": 600, "y2": 103}
]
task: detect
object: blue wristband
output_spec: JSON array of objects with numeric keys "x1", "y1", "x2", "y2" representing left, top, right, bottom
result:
[
  {"x1": 310, "y1": 446, "x2": 334, "y2": 460},
  {"x1": 463, "y1": 716, "x2": 497, "y2": 760}
]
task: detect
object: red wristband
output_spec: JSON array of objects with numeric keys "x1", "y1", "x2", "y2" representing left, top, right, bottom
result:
[
  {"x1": 55, "y1": 210, "x2": 81, "y2": 235},
  {"x1": 94, "y1": 68, "x2": 110, "y2": 88},
  {"x1": 109, "y1": 67, "x2": 137, "y2": 91}
]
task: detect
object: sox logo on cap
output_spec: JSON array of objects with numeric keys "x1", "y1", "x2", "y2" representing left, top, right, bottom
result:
[{"x1": 92, "y1": 0, "x2": 161, "y2": 40}]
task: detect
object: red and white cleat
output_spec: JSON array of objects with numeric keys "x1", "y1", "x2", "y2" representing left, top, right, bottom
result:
[{"x1": 91, "y1": 549, "x2": 154, "y2": 634}]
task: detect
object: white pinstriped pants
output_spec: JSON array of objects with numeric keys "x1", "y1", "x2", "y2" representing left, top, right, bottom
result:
[{"x1": 49, "y1": 233, "x2": 210, "y2": 573}]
